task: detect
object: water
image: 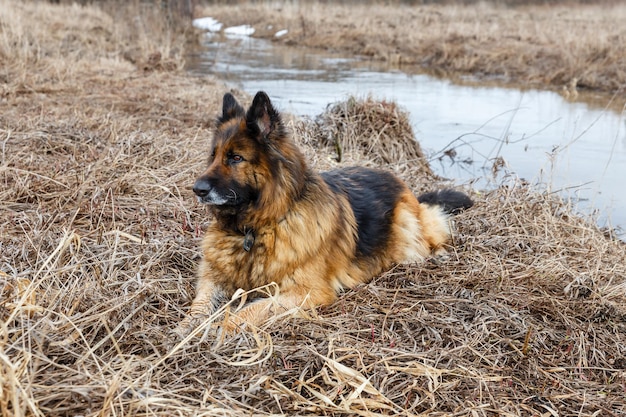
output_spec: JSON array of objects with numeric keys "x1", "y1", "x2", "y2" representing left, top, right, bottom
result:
[{"x1": 187, "y1": 34, "x2": 626, "y2": 236}]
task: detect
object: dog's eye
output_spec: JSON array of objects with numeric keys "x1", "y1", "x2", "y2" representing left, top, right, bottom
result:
[{"x1": 229, "y1": 154, "x2": 244, "y2": 164}]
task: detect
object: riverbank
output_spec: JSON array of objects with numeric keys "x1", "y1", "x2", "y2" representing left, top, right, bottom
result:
[
  {"x1": 201, "y1": 1, "x2": 626, "y2": 95},
  {"x1": 1, "y1": 1, "x2": 625, "y2": 416}
]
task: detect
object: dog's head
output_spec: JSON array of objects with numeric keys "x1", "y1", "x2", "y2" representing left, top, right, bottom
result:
[{"x1": 193, "y1": 91, "x2": 300, "y2": 214}]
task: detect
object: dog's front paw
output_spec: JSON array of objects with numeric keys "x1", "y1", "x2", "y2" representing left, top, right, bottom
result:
[
  {"x1": 167, "y1": 316, "x2": 223, "y2": 348},
  {"x1": 171, "y1": 320, "x2": 193, "y2": 340},
  {"x1": 161, "y1": 318, "x2": 196, "y2": 351}
]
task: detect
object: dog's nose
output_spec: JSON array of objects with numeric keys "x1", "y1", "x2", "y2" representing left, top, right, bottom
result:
[{"x1": 193, "y1": 177, "x2": 211, "y2": 197}]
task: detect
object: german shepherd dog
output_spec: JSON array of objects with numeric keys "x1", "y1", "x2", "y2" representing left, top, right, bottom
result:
[{"x1": 175, "y1": 91, "x2": 472, "y2": 335}]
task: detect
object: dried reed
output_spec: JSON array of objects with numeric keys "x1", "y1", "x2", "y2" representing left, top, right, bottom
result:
[{"x1": 202, "y1": 1, "x2": 626, "y2": 95}]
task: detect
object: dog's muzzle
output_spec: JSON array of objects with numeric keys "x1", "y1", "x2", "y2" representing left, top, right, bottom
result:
[{"x1": 193, "y1": 178, "x2": 229, "y2": 205}]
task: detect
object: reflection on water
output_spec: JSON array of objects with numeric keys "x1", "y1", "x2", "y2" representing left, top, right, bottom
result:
[{"x1": 186, "y1": 34, "x2": 626, "y2": 236}]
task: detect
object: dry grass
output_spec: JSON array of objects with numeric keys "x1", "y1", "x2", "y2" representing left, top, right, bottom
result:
[
  {"x1": 202, "y1": 1, "x2": 626, "y2": 94},
  {"x1": 0, "y1": 0, "x2": 187, "y2": 83},
  {"x1": 2, "y1": 1, "x2": 626, "y2": 416}
]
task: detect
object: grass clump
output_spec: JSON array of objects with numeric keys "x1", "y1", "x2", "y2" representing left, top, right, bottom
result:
[{"x1": 315, "y1": 96, "x2": 431, "y2": 170}]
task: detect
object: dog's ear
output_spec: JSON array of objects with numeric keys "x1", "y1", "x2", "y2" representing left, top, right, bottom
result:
[
  {"x1": 218, "y1": 93, "x2": 245, "y2": 125},
  {"x1": 245, "y1": 91, "x2": 282, "y2": 142}
]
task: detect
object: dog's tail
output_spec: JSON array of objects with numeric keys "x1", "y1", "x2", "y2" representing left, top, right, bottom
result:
[{"x1": 418, "y1": 189, "x2": 473, "y2": 215}]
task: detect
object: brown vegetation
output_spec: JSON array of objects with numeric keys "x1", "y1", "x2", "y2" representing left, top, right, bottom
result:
[
  {"x1": 1, "y1": 1, "x2": 625, "y2": 416},
  {"x1": 202, "y1": 1, "x2": 626, "y2": 94}
]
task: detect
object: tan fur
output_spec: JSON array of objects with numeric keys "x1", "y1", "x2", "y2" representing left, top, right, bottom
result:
[
  {"x1": 175, "y1": 92, "x2": 460, "y2": 337},
  {"x1": 178, "y1": 184, "x2": 452, "y2": 335}
]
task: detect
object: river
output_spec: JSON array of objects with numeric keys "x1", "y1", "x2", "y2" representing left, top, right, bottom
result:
[{"x1": 186, "y1": 30, "x2": 626, "y2": 237}]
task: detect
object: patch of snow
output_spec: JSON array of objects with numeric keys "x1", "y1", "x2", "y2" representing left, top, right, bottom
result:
[
  {"x1": 274, "y1": 29, "x2": 288, "y2": 38},
  {"x1": 193, "y1": 17, "x2": 223, "y2": 32},
  {"x1": 224, "y1": 25, "x2": 255, "y2": 37}
]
